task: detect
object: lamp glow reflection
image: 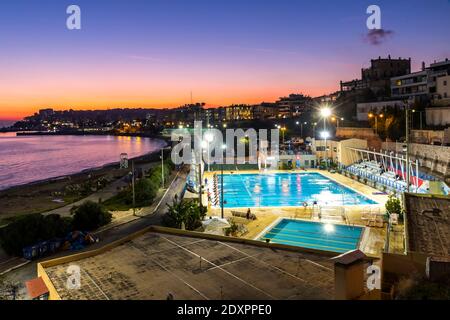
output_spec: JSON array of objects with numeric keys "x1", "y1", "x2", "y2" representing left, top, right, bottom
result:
[{"x1": 324, "y1": 223, "x2": 335, "y2": 233}]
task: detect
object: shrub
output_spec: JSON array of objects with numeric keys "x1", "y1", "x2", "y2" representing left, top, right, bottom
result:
[
  {"x1": 385, "y1": 195, "x2": 403, "y2": 215},
  {"x1": 163, "y1": 197, "x2": 206, "y2": 231},
  {"x1": 225, "y1": 220, "x2": 239, "y2": 236},
  {"x1": 134, "y1": 178, "x2": 158, "y2": 206},
  {"x1": 71, "y1": 201, "x2": 112, "y2": 231}
]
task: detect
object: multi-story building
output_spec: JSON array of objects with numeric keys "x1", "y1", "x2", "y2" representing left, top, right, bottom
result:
[
  {"x1": 390, "y1": 70, "x2": 429, "y2": 101},
  {"x1": 432, "y1": 74, "x2": 450, "y2": 106},
  {"x1": 391, "y1": 58, "x2": 450, "y2": 102},
  {"x1": 313, "y1": 92, "x2": 340, "y2": 105},
  {"x1": 341, "y1": 56, "x2": 411, "y2": 95},
  {"x1": 253, "y1": 103, "x2": 279, "y2": 119},
  {"x1": 276, "y1": 94, "x2": 313, "y2": 117},
  {"x1": 224, "y1": 104, "x2": 254, "y2": 121}
]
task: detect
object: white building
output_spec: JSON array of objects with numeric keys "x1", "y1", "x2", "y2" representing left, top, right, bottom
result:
[{"x1": 312, "y1": 138, "x2": 368, "y2": 167}]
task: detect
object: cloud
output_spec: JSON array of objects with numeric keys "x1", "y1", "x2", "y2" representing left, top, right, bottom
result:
[{"x1": 363, "y1": 29, "x2": 394, "y2": 45}]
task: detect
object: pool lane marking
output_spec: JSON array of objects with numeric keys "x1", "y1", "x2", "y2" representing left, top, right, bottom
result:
[
  {"x1": 264, "y1": 230, "x2": 359, "y2": 246},
  {"x1": 128, "y1": 243, "x2": 209, "y2": 300},
  {"x1": 161, "y1": 236, "x2": 276, "y2": 299},
  {"x1": 219, "y1": 242, "x2": 309, "y2": 283},
  {"x1": 267, "y1": 226, "x2": 362, "y2": 240},
  {"x1": 261, "y1": 237, "x2": 351, "y2": 254},
  {"x1": 232, "y1": 169, "x2": 256, "y2": 206}
]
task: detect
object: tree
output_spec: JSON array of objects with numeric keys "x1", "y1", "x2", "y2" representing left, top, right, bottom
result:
[
  {"x1": 163, "y1": 197, "x2": 206, "y2": 231},
  {"x1": 134, "y1": 178, "x2": 158, "y2": 206},
  {"x1": 71, "y1": 201, "x2": 112, "y2": 231},
  {"x1": 0, "y1": 214, "x2": 72, "y2": 256}
]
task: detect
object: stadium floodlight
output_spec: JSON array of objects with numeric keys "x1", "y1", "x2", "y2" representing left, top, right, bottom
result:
[
  {"x1": 320, "y1": 131, "x2": 330, "y2": 139},
  {"x1": 320, "y1": 107, "x2": 332, "y2": 118}
]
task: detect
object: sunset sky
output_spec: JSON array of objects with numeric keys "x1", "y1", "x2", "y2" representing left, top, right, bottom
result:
[{"x1": 0, "y1": 0, "x2": 449, "y2": 120}]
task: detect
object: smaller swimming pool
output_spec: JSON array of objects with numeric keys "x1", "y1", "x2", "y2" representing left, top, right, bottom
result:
[{"x1": 260, "y1": 219, "x2": 364, "y2": 253}]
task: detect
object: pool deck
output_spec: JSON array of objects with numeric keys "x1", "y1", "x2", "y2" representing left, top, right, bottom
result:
[{"x1": 203, "y1": 169, "x2": 404, "y2": 257}]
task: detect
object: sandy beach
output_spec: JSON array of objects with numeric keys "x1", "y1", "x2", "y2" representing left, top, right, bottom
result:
[{"x1": 0, "y1": 147, "x2": 166, "y2": 225}]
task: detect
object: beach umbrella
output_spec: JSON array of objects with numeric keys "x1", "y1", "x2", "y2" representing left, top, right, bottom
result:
[{"x1": 202, "y1": 217, "x2": 230, "y2": 231}]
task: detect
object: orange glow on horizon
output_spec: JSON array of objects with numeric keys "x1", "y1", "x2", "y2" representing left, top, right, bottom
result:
[{"x1": 0, "y1": 85, "x2": 337, "y2": 121}]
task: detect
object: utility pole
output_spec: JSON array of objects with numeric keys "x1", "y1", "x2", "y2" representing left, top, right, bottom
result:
[
  {"x1": 324, "y1": 118, "x2": 328, "y2": 169},
  {"x1": 161, "y1": 149, "x2": 165, "y2": 188},
  {"x1": 221, "y1": 144, "x2": 226, "y2": 219},
  {"x1": 405, "y1": 102, "x2": 410, "y2": 193},
  {"x1": 131, "y1": 160, "x2": 136, "y2": 216}
]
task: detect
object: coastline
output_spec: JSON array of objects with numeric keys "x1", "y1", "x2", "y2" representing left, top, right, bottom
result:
[
  {"x1": 0, "y1": 133, "x2": 170, "y2": 192},
  {"x1": 0, "y1": 135, "x2": 170, "y2": 222}
]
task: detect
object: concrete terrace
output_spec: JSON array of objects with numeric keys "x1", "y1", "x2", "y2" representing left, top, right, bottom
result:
[{"x1": 41, "y1": 230, "x2": 335, "y2": 300}]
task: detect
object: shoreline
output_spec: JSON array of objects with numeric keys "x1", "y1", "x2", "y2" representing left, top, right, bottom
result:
[
  {"x1": 0, "y1": 137, "x2": 170, "y2": 220},
  {"x1": 0, "y1": 134, "x2": 169, "y2": 193}
]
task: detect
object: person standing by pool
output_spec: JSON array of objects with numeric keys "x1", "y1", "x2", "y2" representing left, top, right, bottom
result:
[{"x1": 246, "y1": 208, "x2": 251, "y2": 220}]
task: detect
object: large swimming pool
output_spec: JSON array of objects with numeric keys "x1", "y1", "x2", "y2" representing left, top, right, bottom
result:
[
  {"x1": 260, "y1": 219, "x2": 364, "y2": 253},
  {"x1": 219, "y1": 172, "x2": 376, "y2": 208}
]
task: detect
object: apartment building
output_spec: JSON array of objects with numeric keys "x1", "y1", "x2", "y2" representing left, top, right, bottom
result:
[{"x1": 391, "y1": 58, "x2": 450, "y2": 102}]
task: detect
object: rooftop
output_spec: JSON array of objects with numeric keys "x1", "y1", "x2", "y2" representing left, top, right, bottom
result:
[
  {"x1": 404, "y1": 193, "x2": 450, "y2": 257},
  {"x1": 25, "y1": 277, "x2": 49, "y2": 299},
  {"x1": 41, "y1": 230, "x2": 336, "y2": 300}
]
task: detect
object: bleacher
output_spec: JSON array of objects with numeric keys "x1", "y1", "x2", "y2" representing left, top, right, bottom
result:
[{"x1": 346, "y1": 160, "x2": 410, "y2": 193}]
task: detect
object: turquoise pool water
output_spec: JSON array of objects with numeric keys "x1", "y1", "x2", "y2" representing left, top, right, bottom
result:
[
  {"x1": 261, "y1": 219, "x2": 363, "y2": 253},
  {"x1": 219, "y1": 172, "x2": 377, "y2": 208}
]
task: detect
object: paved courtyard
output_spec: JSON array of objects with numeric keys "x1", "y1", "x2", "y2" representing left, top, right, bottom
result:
[{"x1": 43, "y1": 231, "x2": 335, "y2": 300}]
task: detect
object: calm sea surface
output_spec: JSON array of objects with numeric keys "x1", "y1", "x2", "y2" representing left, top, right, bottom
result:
[{"x1": 0, "y1": 133, "x2": 166, "y2": 190}]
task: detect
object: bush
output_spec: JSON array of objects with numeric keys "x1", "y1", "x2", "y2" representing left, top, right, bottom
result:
[
  {"x1": 134, "y1": 178, "x2": 158, "y2": 206},
  {"x1": 163, "y1": 198, "x2": 206, "y2": 231},
  {"x1": 0, "y1": 214, "x2": 72, "y2": 255},
  {"x1": 385, "y1": 195, "x2": 403, "y2": 215},
  {"x1": 71, "y1": 201, "x2": 112, "y2": 231}
]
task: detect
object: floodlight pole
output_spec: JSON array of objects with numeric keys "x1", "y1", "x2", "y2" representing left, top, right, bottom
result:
[
  {"x1": 221, "y1": 163, "x2": 224, "y2": 219},
  {"x1": 323, "y1": 118, "x2": 328, "y2": 169}
]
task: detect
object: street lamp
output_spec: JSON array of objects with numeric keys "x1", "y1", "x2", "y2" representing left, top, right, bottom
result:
[
  {"x1": 281, "y1": 127, "x2": 286, "y2": 144},
  {"x1": 130, "y1": 160, "x2": 136, "y2": 216},
  {"x1": 320, "y1": 131, "x2": 330, "y2": 169},
  {"x1": 368, "y1": 113, "x2": 384, "y2": 135},
  {"x1": 220, "y1": 144, "x2": 226, "y2": 219},
  {"x1": 312, "y1": 122, "x2": 317, "y2": 138}
]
